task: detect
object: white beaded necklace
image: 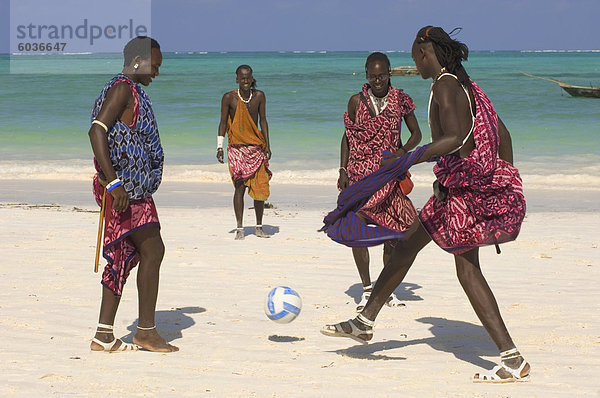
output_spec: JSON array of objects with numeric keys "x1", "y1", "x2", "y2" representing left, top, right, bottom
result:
[
  {"x1": 237, "y1": 89, "x2": 253, "y2": 104},
  {"x1": 367, "y1": 88, "x2": 389, "y2": 115}
]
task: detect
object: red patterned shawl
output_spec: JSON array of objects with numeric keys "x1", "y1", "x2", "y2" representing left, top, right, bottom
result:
[
  {"x1": 227, "y1": 144, "x2": 272, "y2": 201},
  {"x1": 344, "y1": 84, "x2": 417, "y2": 231},
  {"x1": 93, "y1": 175, "x2": 160, "y2": 296},
  {"x1": 419, "y1": 80, "x2": 526, "y2": 254}
]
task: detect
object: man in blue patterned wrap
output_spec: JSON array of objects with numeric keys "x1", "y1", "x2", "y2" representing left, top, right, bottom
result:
[{"x1": 87, "y1": 36, "x2": 178, "y2": 353}]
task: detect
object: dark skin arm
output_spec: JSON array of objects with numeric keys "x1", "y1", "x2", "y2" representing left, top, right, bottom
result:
[
  {"x1": 257, "y1": 91, "x2": 271, "y2": 160},
  {"x1": 401, "y1": 112, "x2": 422, "y2": 152},
  {"x1": 497, "y1": 117, "x2": 513, "y2": 165},
  {"x1": 88, "y1": 82, "x2": 133, "y2": 212},
  {"x1": 338, "y1": 134, "x2": 350, "y2": 190},
  {"x1": 380, "y1": 110, "x2": 423, "y2": 166},
  {"x1": 338, "y1": 94, "x2": 360, "y2": 190},
  {"x1": 216, "y1": 92, "x2": 234, "y2": 164},
  {"x1": 416, "y1": 78, "x2": 473, "y2": 164}
]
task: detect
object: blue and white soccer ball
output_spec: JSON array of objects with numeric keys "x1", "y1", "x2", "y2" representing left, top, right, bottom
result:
[{"x1": 264, "y1": 286, "x2": 302, "y2": 324}]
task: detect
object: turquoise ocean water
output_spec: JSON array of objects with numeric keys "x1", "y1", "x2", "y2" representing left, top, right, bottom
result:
[{"x1": 0, "y1": 51, "x2": 599, "y2": 189}]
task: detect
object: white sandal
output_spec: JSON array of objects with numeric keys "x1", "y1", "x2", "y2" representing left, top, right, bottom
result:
[
  {"x1": 234, "y1": 227, "x2": 244, "y2": 240},
  {"x1": 385, "y1": 292, "x2": 405, "y2": 308},
  {"x1": 472, "y1": 348, "x2": 530, "y2": 383},
  {"x1": 91, "y1": 337, "x2": 138, "y2": 352},
  {"x1": 91, "y1": 323, "x2": 138, "y2": 353},
  {"x1": 320, "y1": 314, "x2": 374, "y2": 345},
  {"x1": 356, "y1": 289, "x2": 371, "y2": 312}
]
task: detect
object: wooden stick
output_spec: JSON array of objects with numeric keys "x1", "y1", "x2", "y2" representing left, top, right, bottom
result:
[{"x1": 94, "y1": 188, "x2": 107, "y2": 273}]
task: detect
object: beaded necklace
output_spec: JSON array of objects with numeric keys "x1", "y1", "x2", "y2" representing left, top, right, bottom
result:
[
  {"x1": 433, "y1": 67, "x2": 448, "y2": 83},
  {"x1": 367, "y1": 88, "x2": 389, "y2": 115},
  {"x1": 237, "y1": 89, "x2": 253, "y2": 104}
]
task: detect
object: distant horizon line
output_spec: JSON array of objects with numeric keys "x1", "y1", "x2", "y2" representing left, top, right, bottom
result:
[{"x1": 4, "y1": 49, "x2": 600, "y2": 56}]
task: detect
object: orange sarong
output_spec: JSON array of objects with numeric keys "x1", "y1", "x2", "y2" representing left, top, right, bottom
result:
[{"x1": 226, "y1": 95, "x2": 271, "y2": 201}]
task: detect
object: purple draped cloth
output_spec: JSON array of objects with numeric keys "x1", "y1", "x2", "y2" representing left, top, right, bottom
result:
[{"x1": 320, "y1": 146, "x2": 427, "y2": 247}]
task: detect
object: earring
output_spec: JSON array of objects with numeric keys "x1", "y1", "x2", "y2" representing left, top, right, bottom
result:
[{"x1": 134, "y1": 63, "x2": 139, "y2": 69}]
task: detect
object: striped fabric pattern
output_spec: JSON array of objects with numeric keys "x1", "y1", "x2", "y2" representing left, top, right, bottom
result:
[{"x1": 321, "y1": 146, "x2": 427, "y2": 247}]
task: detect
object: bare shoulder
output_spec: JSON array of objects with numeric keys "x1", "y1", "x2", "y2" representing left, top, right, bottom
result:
[
  {"x1": 222, "y1": 90, "x2": 236, "y2": 100},
  {"x1": 253, "y1": 89, "x2": 266, "y2": 99},
  {"x1": 221, "y1": 91, "x2": 238, "y2": 107},
  {"x1": 433, "y1": 75, "x2": 461, "y2": 91},
  {"x1": 105, "y1": 81, "x2": 132, "y2": 105},
  {"x1": 347, "y1": 93, "x2": 360, "y2": 112},
  {"x1": 346, "y1": 94, "x2": 360, "y2": 122},
  {"x1": 432, "y1": 76, "x2": 461, "y2": 103},
  {"x1": 107, "y1": 81, "x2": 132, "y2": 97},
  {"x1": 348, "y1": 93, "x2": 360, "y2": 107}
]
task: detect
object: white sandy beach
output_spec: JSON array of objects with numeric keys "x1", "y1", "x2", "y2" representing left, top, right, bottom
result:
[{"x1": 0, "y1": 177, "x2": 599, "y2": 397}]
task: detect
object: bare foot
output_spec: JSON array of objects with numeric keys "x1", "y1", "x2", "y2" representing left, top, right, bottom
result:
[
  {"x1": 133, "y1": 328, "x2": 179, "y2": 353},
  {"x1": 255, "y1": 226, "x2": 270, "y2": 238},
  {"x1": 235, "y1": 228, "x2": 245, "y2": 240}
]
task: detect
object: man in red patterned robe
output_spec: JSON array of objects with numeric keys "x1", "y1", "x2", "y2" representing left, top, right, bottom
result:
[
  {"x1": 322, "y1": 28, "x2": 529, "y2": 384},
  {"x1": 337, "y1": 52, "x2": 422, "y2": 311}
]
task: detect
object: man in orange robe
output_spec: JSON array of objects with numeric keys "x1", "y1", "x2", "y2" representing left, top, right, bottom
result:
[{"x1": 217, "y1": 65, "x2": 272, "y2": 240}]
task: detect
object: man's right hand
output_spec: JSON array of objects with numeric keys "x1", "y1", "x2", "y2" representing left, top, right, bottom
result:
[
  {"x1": 337, "y1": 170, "x2": 349, "y2": 190},
  {"x1": 216, "y1": 148, "x2": 224, "y2": 164},
  {"x1": 110, "y1": 185, "x2": 130, "y2": 212}
]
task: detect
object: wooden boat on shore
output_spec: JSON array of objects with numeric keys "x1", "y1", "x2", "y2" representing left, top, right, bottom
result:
[
  {"x1": 522, "y1": 72, "x2": 600, "y2": 98},
  {"x1": 391, "y1": 66, "x2": 419, "y2": 76}
]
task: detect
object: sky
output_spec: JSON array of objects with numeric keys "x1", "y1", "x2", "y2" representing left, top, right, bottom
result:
[{"x1": 2, "y1": 0, "x2": 600, "y2": 53}]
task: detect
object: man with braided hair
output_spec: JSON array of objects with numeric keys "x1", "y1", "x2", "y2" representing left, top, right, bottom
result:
[{"x1": 321, "y1": 27, "x2": 530, "y2": 383}]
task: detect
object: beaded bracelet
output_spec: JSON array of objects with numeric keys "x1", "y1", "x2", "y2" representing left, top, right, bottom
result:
[
  {"x1": 107, "y1": 181, "x2": 122, "y2": 192},
  {"x1": 106, "y1": 178, "x2": 122, "y2": 193}
]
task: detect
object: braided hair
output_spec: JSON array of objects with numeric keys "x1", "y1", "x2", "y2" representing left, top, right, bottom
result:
[
  {"x1": 416, "y1": 26, "x2": 471, "y2": 88},
  {"x1": 365, "y1": 52, "x2": 391, "y2": 87},
  {"x1": 236, "y1": 64, "x2": 257, "y2": 89}
]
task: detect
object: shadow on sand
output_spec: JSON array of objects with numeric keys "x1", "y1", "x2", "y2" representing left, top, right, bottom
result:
[
  {"x1": 122, "y1": 306, "x2": 206, "y2": 344},
  {"x1": 345, "y1": 281, "x2": 424, "y2": 304},
  {"x1": 331, "y1": 317, "x2": 497, "y2": 368},
  {"x1": 228, "y1": 224, "x2": 280, "y2": 237},
  {"x1": 268, "y1": 335, "x2": 306, "y2": 343}
]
